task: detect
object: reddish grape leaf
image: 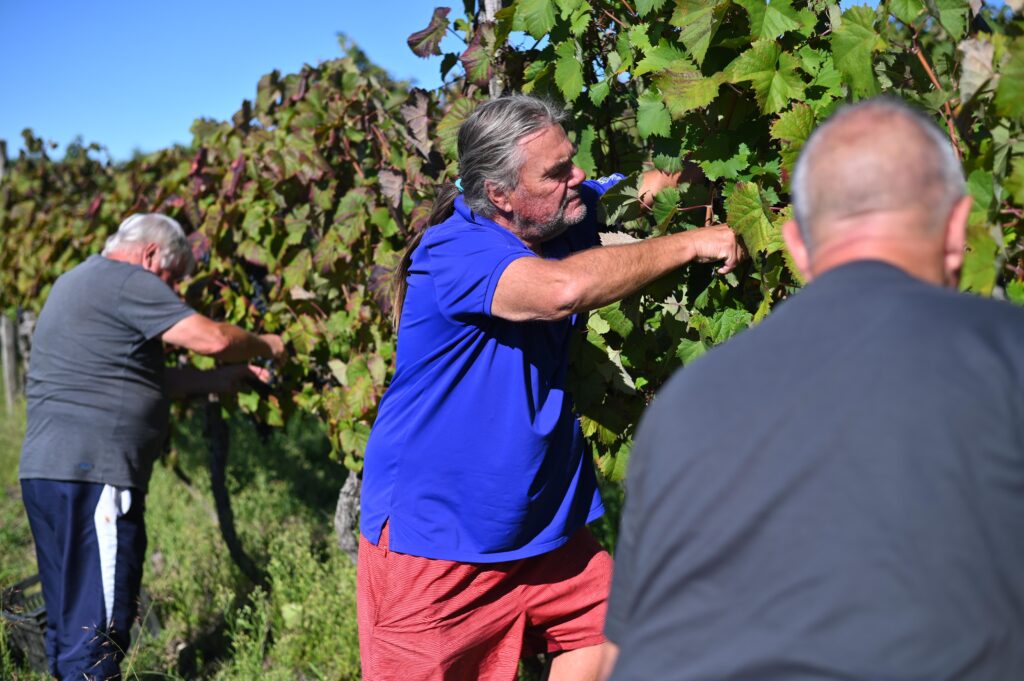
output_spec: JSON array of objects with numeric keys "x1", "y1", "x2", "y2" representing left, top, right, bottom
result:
[{"x1": 407, "y1": 7, "x2": 451, "y2": 58}]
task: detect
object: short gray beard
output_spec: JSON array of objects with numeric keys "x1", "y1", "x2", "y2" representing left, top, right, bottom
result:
[{"x1": 516, "y1": 192, "x2": 588, "y2": 243}]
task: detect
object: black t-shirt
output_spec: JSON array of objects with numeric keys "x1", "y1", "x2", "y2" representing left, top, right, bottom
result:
[
  {"x1": 607, "y1": 261, "x2": 1024, "y2": 680},
  {"x1": 20, "y1": 255, "x2": 194, "y2": 491}
]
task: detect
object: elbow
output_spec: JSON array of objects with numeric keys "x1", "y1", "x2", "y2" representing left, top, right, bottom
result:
[{"x1": 546, "y1": 280, "x2": 585, "y2": 320}]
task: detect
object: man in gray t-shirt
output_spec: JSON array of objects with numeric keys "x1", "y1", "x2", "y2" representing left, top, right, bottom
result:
[
  {"x1": 602, "y1": 100, "x2": 1024, "y2": 680},
  {"x1": 19, "y1": 213, "x2": 286, "y2": 681}
]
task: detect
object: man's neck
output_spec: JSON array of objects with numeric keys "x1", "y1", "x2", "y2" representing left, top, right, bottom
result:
[
  {"x1": 488, "y1": 212, "x2": 546, "y2": 254},
  {"x1": 104, "y1": 249, "x2": 143, "y2": 267},
  {"x1": 807, "y1": 215, "x2": 949, "y2": 287}
]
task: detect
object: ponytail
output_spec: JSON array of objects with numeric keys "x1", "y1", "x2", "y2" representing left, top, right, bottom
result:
[{"x1": 392, "y1": 183, "x2": 460, "y2": 330}]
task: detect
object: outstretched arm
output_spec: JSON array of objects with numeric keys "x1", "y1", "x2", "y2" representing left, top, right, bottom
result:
[
  {"x1": 491, "y1": 224, "x2": 742, "y2": 322},
  {"x1": 161, "y1": 314, "x2": 286, "y2": 364}
]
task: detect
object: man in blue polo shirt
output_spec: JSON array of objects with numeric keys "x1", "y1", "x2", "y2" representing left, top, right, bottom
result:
[{"x1": 358, "y1": 94, "x2": 743, "y2": 681}]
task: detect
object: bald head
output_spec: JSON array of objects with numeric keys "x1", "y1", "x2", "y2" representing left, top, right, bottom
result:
[{"x1": 791, "y1": 98, "x2": 965, "y2": 251}]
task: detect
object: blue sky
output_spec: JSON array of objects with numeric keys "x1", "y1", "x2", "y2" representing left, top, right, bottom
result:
[
  {"x1": 0, "y1": 1, "x2": 460, "y2": 160},
  {"x1": 1, "y1": 1, "x2": 895, "y2": 162}
]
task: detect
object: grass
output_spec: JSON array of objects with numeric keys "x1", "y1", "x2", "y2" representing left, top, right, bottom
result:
[{"x1": 2, "y1": 400, "x2": 361, "y2": 679}]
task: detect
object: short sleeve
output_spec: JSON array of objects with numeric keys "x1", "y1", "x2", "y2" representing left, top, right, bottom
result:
[
  {"x1": 118, "y1": 270, "x2": 196, "y2": 340},
  {"x1": 424, "y1": 225, "x2": 534, "y2": 320}
]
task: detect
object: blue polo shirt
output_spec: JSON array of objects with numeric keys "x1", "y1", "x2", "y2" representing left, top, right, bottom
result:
[{"x1": 360, "y1": 175, "x2": 623, "y2": 562}]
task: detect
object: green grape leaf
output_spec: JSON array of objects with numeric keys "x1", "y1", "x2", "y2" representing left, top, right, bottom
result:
[
  {"x1": 959, "y1": 222, "x2": 1000, "y2": 295},
  {"x1": 831, "y1": 6, "x2": 886, "y2": 97},
  {"x1": 637, "y1": 90, "x2": 672, "y2": 139},
  {"x1": 436, "y1": 96, "x2": 477, "y2": 158},
  {"x1": 237, "y1": 390, "x2": 260, "y2": 413},
  {"x1": 655, "y1": 68, "x2": 725, "y2": 117},
  {"x1": 340, "y1": 422, "x2": 371, "y2": 458},
  {"x1": 888, "y1": 0, "x2": 924, "y2": 25},
  {"x1": 967, "y1": 169, "x2": 995, "y2": 224},
  {"x1": 554, "y1": 0, "x2": 583, "y2": 16},
  {"x1": 699, "y1": 143, "x2": 751, "y2": 181},
  {"x1": 771, "y1": 103, "x2": 815, "y2": 174},
  {"x1": 726, "y1": 181, "x2": 781, "y2": 255},
  {"x1": 407, "y1": 7, "x2": 451, "y2": 58},
  {"x1": 652, "y1": 186, "x2": 682, "y2": 227},
  {"x1": 636, "y1": 0, "x2": 670, "y2": 17},
  {"x1": 1005, "y1": 157, "x2": 1024, "y2": 205},
  {"x1": 588, "y1": 311, "x2": 611, "y2": 335},
  {"x1": 282, "y1": 250, "x2": 312, "y2": 290},
  {"x1": 652, "y1": 136, "x2": 686, "y2": 174},
  {"x1": 925, "y1": 0, "x2": 969, "y2": 40},
  {"x1": 735, "y1": 0, "x2": 802, "y2": 41},
  {"x1": 574, "y1": 126, "x2": 597, "y2": 177},
  {"x1": 676, "y1": 338, "x2": 708, "y2": 364},
  {"x1": 599, "y1": 303, "x2": 635, "y2": 338},
  {"x1": 726, "y1": 43, "x2": 806, "y2": 114},
  {"x1": 569, "y1": 4, "x2": 592, "y2": 35},
  {"x1": 516, "y1": 0, "x2": 557, "y2": 39},
  {"x1": 554, "y1": 41, "x2": 584, "y2": 101},
  {"x1": 634, "y1": 40, "x2": 696, "y2": 77},
  {"x1": 995, "y1": 44, "x2": 1024, "y2": 118},
  {"x1": 1007, "y1": 280, "x2": 1024, "y2": 306},
  {"x1": 459, "y1": 27, "x2": 494, "y2": 87},
  {"x1": 707, "y1": 307, "x2": 753, "y2": 344},
  {"x1": 589, "y1": 80, "x2": 611, "y2": 106},
  {"x1": 628, "y1": 23, "x2": 653, "y2": 54},
  {"x1": 669, "y1": 0, "x2": 728, "y2": 66}
]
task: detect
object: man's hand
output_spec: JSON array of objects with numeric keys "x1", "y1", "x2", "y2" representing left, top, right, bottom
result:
[
  {"x1": 217, "y1": 364, "x2": 273, "y2": 394},
  {"x1": 683, "y1": 224, "x2": 745, "y2": 274},
  {"x1": 259, "y1": 334, "x2": 287, "y2": 364}
]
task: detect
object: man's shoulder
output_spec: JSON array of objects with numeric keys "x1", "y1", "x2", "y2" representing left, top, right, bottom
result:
[
  {"x1": 422, "y1": 212, "x2": 524, "y2": 252},
  {"x1": 61, "y1": 255, "x2": 141, "y2": 288}
]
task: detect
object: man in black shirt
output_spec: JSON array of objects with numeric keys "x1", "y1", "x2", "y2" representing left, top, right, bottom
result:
[{"x1": 603, "y1": 98, "x2": 1024, "y2": 680}]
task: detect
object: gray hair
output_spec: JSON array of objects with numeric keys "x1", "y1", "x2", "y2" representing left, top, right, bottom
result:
[
  {"x1": 102, "y1": 213, "x2": 196, "y2": 276},
  {"x1": 458, "y1": 94, "x2": 567, "y2": 217},
  {"x1": 791, "y1": 97, "x2": 965, "y2": 248}
]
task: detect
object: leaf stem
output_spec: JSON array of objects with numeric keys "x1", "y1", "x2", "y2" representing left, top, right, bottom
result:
[
  {"x1": 447, "y1": 26, "x2": 468, "y2": 45},
  {"x1": 910, "y1": 35, "x2": 963, "y2": 161},
  {"x1": 600, "y1": 8, "x2": 631, "y2": 28}
]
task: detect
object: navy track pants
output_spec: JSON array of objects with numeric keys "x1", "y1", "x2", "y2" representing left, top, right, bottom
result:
[{"x1": 20, "y1": 479, "x2": 147, "y2": 681}]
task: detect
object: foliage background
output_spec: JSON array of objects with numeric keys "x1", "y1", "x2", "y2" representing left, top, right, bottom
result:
[{"x1": 3, "y1": 0, "x2": 1022, "y2": 482}]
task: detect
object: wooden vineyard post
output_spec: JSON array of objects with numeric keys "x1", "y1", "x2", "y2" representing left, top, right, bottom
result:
[{"x1": 1, "y1": 313, "x2": 17, "y2": 412}]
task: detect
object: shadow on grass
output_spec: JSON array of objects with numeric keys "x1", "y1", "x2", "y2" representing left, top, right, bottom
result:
[{"x1": 169, "y1": 404, "x2": 348, "y2": 528}]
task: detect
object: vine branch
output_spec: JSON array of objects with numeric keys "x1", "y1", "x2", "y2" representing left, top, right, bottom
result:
[{"x1": 911, "y1": 33, "x2": 963, "y2": 161}]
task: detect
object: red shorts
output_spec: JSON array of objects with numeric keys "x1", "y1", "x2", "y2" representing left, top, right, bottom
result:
[{"x1": 357, "y1": 523, "x2": 612, "y2": 681}]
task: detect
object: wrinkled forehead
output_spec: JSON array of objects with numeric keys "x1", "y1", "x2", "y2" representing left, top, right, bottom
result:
[
  {"x1": 516, "y1": 125, "x2": 575, "y2": 174},
  {"x1": 517, "y1": 123, "x2": 566, "y2": 148}
]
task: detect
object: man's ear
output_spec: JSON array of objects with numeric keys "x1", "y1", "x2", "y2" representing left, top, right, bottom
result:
[
  {"x1": 942, "y1": 195, "x2": 971, "y2": 287},
  {"x1": 782, "y1": 220, "x2": 813, "y2": 282},
  {"x1": 141, "y1": 242, "x2": 161, "y2": 274},
  {"x1": 484, "y1": 180, "x2": 513, "y2": 214}
]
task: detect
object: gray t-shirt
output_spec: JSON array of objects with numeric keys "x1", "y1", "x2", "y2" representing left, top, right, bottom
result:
[
  {"x1": 607, "y1": 262, "x2": 1024, "y2": 680},
  {"x1": 20, "y1": 255, "x2": 195, "y2": 491}
]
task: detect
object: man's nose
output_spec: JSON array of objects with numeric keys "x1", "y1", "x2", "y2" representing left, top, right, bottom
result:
[{"x1": 568, "y1": 164, "x2": 585, "y2": 187}]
